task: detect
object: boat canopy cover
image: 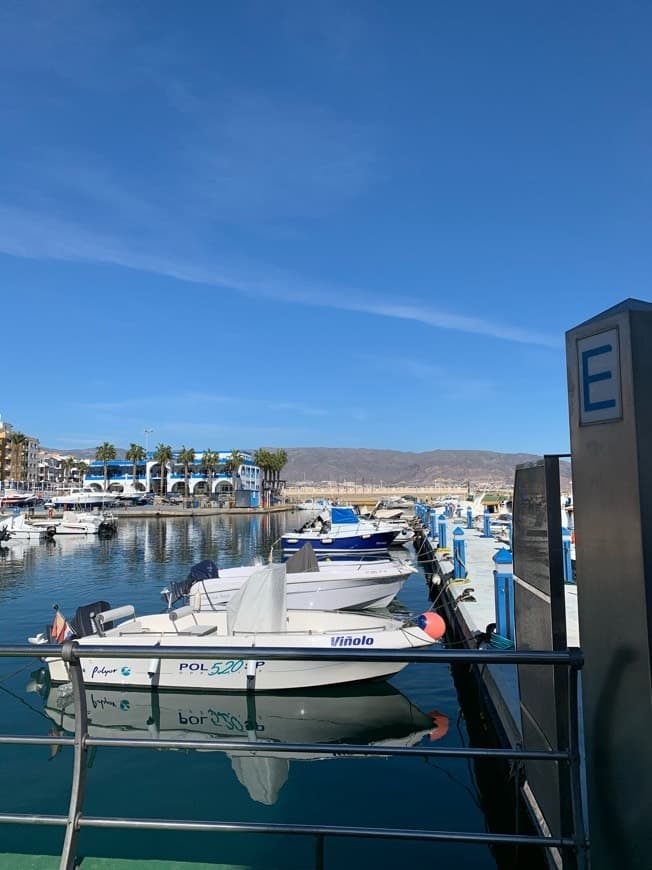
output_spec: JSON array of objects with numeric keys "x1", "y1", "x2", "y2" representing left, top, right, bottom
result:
[
  {"x1": 285, "y1": 543, "x2": 319, "y2": 574},
  {"x1": 330, "y1": 507, "x2": 359, "y2": 525},
  {"x1": 227, "y1": 564, "x2": 287, "y2": 634}
]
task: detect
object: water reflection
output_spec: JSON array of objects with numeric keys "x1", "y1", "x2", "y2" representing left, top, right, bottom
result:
[{"x1": 32, "y1": 673, "x2": 447, "y2": 805}]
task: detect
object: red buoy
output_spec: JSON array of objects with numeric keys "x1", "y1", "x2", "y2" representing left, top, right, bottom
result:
[{"x1": 417, "y1": 611, "x2": 446, "y2": 640}]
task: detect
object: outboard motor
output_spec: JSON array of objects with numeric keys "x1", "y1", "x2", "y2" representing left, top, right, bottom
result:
[
  {"x1": 69, "y1": 600, "x2": 113, "y2": 638},
  {"x1": 165, "y1": 560, "x2": 220, "y2": 606}
]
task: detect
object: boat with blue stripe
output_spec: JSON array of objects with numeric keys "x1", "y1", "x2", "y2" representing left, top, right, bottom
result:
[{"x1": 281, "y1": 505, "x2": 399, "y2": 558}]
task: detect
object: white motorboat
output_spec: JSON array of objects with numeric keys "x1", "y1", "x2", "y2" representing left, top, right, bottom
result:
[
  {"x1": 170, "y1": 545, "x2": 418, "y2": 612},
  {"x1": 29, "y1": 510, "x2": 117, "y2": 536},
  {"x1": 33, "y1": 678, "x2": 446, "y2": 805},
  {"x1": 282, "y1": 507, "x2": 401, "y2": 558},
  {"x1": 48, "y1": 488, "x2": 115, "y2": 510},
  {"x1": 0, "y1": 512, "x2": 50, "y2": 541},
  {"x1": 29, "y1": 564, "x2": 445, "y2": 692},
  {"x1": 0, "y1": 489, "x2": 37, "y2": 507},
  {"x1": 295, "y1": 498, "x2": 332, "y2": 514}
]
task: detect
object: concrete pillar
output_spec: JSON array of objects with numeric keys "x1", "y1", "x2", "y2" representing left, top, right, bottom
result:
[{"x1": 566, "y1": 299, "x2": 652, "y2": 869}]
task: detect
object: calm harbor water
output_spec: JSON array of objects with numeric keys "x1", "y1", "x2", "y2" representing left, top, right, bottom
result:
[{"x1": 0, "y1": 510, "x2": 525, "y2": 869}]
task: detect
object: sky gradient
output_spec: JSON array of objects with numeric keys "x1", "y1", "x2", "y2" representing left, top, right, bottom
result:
[{"x1": 2, "y1": 1, "x2": 650, "y2": 455}]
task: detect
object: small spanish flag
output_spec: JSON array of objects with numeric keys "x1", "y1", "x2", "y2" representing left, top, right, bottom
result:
[{"x1": 51, "y1": 609, "x2": 73, "y2": 644}]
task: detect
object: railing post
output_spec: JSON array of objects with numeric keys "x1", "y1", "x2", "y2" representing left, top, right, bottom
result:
[
  {"x1": 492, "y1": 548, "x2": 515, "y2": 642},
  {"x1": 482, "y1": 508, "x2": 491, "y2": 538},
  {"x1": 453, "y1": 527, "x2": 467, "y2": 579},
  {"x1": 437, "y1": 514, "x2": 447, "y2": 550},
  {"x1": 59, "y1": 640, "x2": 89, "y2": 870},
  {"x1": 466, "y1": 506, "x2": 473, "y2": 529}
]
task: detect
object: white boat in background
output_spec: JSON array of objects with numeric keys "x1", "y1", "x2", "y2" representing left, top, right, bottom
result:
[
  {"x1": 29, "y1": 564, "x2": 444, "y2": 691},
  {"x1": 296, "y1": 498, "x2": 330, "y2": 512},
  {"x1": 168, "y1": 545, "x2": 417, "y2": 612},
  {"x1": 0, "y1": 512, "x2": 49, "y2": 541},
  {"x1": 33, "y1": 678, "x2": 445, "y2": 805},
  {"x1": 49, "y1": 488, "x2": 115, "y2": 510},
  {"x1": 0, "y1": 489, "x2": 37, "y2": 507},
  {"x1": 30, "y1": 510, "x2": 117, "y2": 536}
]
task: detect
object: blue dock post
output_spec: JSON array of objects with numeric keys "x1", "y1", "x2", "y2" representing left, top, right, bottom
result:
[
  {"x1": 437, "y1": 514, "x2": 447, "y2": 549},
  {"x1": 492, "y1": 548, "x2": 515, "y2": 642},
  {"x1": 466, "y1": 506, "x2": 473, "y2": 529},
  {"x1": 453, "y1": 527, "x2": 467, "y2": 579},
  {"x1": 482, "y1": 508, "x2": 491, "y2": 537},
  {"x1": 428, "y1": 509, "x2": 437, "y2": 541},
  {"x1": 562, "y1": 526, "x2": 573, "y2": 583},
  {"x1": 456, "y1": 504, "x2": 462, "y2": 518}
]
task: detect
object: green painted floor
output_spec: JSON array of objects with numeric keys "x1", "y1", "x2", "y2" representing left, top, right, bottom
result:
[{"x1": 0, "y1": 856, "x2": 250, "y2": 870}]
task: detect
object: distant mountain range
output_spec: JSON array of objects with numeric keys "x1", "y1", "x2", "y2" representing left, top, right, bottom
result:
[
  {"x1": 45, "y1": 446, "x2": 570, "y2": 489},
  {"x1": 277, "y1": 448, "x2": 572, "y2": 488}
]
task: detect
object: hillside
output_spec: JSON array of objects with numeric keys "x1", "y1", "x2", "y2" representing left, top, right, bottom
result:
[
  {"x1": 272, "y1": 447, "x2": 572, "y2": 489},
  {"x1": 44, "y1": 446, "x2": 571, "y2": 489}
]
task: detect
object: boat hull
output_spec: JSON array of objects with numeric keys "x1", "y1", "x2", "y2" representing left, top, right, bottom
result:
[
  {"x1": 281, "y1": 530, "x2": 397, "y2": 558},
  {"x1": 190, "y1": 561, "x2": 416, "y2": 611},
  {"x1": 43, "y1": 610, "x2": 435, "y2": 692}
]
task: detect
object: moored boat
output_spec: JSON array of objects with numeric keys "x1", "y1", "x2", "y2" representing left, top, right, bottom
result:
[
  {"x1": 29, "y1": 510, "x2": 117, "y2": 536},
  {"x1": 167, "y1": 545, "x2": 417, "y2": 612},
  {"x1": 29, "y1": 564, "x2": 445, "y2": 692},
  {"x1": 0, "y1": 512, "x2": 50, "y2": 541},
  {"x1": 48, "y1": 488, "x2": 115, "y2": 510},
  {"x1": 282, "y1": 507, "x2": 399, "y2": 558}
]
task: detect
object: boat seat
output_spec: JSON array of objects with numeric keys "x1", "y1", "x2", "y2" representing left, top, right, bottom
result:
[{"x1": 168, "y1": 605, "x2": 216, "y2": 636}]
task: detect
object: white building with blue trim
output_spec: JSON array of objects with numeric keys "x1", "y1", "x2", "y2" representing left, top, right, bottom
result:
[{"x1": 83, "y1": 450, "x2": 261, "y2": 507}]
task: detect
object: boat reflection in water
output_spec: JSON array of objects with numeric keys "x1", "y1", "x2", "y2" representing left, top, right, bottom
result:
[{"x1": 32, "y1": 673, "x2": 448, "y2": 805}]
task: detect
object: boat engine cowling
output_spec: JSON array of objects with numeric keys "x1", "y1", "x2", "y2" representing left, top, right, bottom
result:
[{"x1": 69, "y1": 600, "x2": 113, "y2": 638}]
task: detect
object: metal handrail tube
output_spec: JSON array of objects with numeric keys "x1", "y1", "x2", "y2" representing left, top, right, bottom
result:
[
  {"x1": 0, "y1": 811, "x2": 577, "y2": 847},
  {"x1": 0, "y1": 642, "x2": 584, "y2": 667},
  {"x1": 0, "y1": 643, "x2": 586, "y2": 866},
  {"x1": 76, "y1": 816, "x2": 578, "y2": 847},
  {"x1": 0, "y1": 734, "x2": 570, "y2": 760}
]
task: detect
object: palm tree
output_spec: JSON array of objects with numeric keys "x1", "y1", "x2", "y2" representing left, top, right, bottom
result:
[
  {"x1": 275, "y1": 449, "x2": 288, "y2": 491},
  {"x1": 95, "y1": 442, "x2": 116, "y2": 493},
  {"x1": 178, "y1": 446, "x2": 196, "y2": 498},
  {"x1": 201, "y1": 449, "x2": 220, "y2": 498},
  {"x1": 62, "y1": 456, "x2": 77, "y2": 487},
  {"x1": 226, "y1": 449, "x2": 243, "y2": 498},
  {"x1": 152, "y1": 443, "x2": 173, "y2": 496},
  {"x1": 126, "y1": 443, "x2": 146, "y2": 493},
  {"x1": 254, "y1": 448, "x2": 273, "y2": 491},
  {"x1": 76, "y1": 461, "x2": 88, "y2": 487},
  {"x1": 9, "y1": 432, "x2": 26, "y2": 487}
]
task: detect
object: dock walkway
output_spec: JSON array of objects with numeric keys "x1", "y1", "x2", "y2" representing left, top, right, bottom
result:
[{"x1": 419, "y1": 513, "x2": 579, "y2": 748}]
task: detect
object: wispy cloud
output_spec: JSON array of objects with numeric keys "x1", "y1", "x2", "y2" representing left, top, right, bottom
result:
[
  {"x1": 0, "y1": 201, "x2": 559, "y2": 348},
  {"x1": 81, "y1": 392, "x2": 331, "y2": 417},
  {"x1": 356, "y1": 352, "x2": 500, "y2": 400}
]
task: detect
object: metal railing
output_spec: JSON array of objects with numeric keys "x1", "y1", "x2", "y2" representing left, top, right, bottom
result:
[{"x1": 0, "y1": 643, "x2": 588, "y2": 870}]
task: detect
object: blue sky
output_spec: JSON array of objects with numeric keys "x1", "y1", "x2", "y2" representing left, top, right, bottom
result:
[{"x1": 1, "y1": 1, "x2": 650, "y2": 455}]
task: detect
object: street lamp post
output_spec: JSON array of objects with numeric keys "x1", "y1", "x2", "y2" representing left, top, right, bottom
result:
[{"x1": 144, "y1": 428, "x2": 153, "y2": 455}]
